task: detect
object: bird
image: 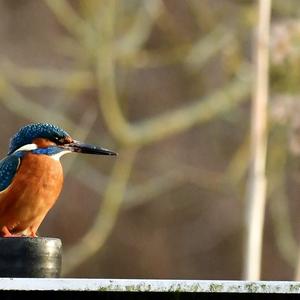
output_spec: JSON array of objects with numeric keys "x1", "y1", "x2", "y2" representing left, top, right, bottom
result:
[{"x1": 0, "y1": 123, "x2": 117, "y2": 238}]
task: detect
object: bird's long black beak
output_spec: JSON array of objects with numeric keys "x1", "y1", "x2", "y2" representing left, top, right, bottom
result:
[{"x1": 64, "y1": 140, "x2": 117, "y2": 156}]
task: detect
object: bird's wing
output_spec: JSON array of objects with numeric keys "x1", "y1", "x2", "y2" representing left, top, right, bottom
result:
[{"x1": 0, "y1": 154, "x2": 21, "y2": 192}]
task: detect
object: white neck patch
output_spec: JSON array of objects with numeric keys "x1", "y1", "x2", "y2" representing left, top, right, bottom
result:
[
  {"x1": 50, "y1": 150, "x2": 72, "y2": 161},
  {"x1": 14, "y1": 143, "x2": 38, "y2": 153},
  {"x1": 13, "y1": 143, "x2": 71, "y2": 161}
]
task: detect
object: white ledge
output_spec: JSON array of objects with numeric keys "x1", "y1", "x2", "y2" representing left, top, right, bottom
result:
[{"x1": 0, "y1": 279, "x2": 300, "y2": 293}]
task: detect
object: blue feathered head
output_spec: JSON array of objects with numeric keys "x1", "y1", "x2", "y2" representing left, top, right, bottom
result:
[{"x1": 8, "y1": 123, "x2": 71, "y2": 155}]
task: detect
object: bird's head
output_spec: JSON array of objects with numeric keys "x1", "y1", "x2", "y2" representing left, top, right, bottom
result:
[{"x1": 8, "y1": 123, "x2": 117, "y2": 159}]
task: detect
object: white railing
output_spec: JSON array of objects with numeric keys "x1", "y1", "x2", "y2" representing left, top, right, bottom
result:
[{"x1": 0, "y1": 279, "x2": 299, "y2": 294}]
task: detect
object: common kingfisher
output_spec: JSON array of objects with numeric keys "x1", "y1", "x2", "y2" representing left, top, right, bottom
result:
[{"x1": 0, "y1": 123, "x2": 117, "y2": 237}]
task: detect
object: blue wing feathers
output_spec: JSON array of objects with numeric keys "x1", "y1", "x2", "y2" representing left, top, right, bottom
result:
[{"x1": 0, "y1": 154, "x2": 21, "y2": 191}]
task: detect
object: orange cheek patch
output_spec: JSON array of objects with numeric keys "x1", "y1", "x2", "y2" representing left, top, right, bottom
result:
[{"x1": 32, "y1": 138, "x2": 56, "y2": 148}]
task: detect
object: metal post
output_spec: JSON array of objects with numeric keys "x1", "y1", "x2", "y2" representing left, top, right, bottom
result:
[{"x1": 0, "y1": 237, "x2": 62, "y2": 278}]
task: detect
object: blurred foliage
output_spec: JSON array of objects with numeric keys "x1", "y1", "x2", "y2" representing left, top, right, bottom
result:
[
  {"x1": 0, "y1": 0, "x2": 299, "y2": 280},
  {"x1": 270, "y1": 20, "x2": 300, "y2": 93}
]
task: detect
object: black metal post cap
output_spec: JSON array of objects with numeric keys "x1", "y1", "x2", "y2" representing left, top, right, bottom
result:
[{"x1": 0, "y1": 237, "x2": 62, "y2": 278}]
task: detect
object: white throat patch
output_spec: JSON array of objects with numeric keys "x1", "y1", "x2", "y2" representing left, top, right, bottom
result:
[{"x1": 50, "y1": 150, "x2": 72, "y2": 161}]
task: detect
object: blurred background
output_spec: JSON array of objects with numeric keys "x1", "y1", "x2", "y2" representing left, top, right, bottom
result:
[{"x1": 0, "y1": 0, "x2": 299, "y2": 280}]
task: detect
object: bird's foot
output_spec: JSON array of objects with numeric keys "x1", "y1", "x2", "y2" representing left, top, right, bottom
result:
[
  {"x1": 0, "y1": 226, "x2": 12, "y2": 237},
  {"x1": 28, "y1": 232, "x2": 38, "y2": 238},
  {"x1": 0, "y1": 226, "x2": 37, "y2": 238},
  {"x1": 0, "y1": 226, "x2": 23, "y2": 237},
  {"x1": 27, "y1": 227, "x2": 38, "y2": 238}
]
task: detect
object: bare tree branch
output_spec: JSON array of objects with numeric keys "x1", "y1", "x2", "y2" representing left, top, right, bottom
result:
[
  {"x1": 44, "y1": 0, "x2": 88, "y2": 38},
  {"x1": 116, "y1": 1, "x2": 163, "y2": 57},
  {"x1": 0, "y1": 78, "x2": 106, "y2": 144},
  {"x1": 243, "y1": 0, "x2": 272, "y2": 280},
  {"x1": 1, "y1": 61, "x2": 93, "y2": 91},
  {"x1": 62, "y1": 147, "x2": 138, "y2": 275},
  {"x1": 0, "y1": 77, "x2": 76, "y2": 129},
  {"x1": 93, "y1": 1, "x2": 252, "y2": 147}
]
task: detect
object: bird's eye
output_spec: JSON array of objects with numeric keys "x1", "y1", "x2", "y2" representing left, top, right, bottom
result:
[{"x1": 53, "y1": 137, "x2": 65, "y2": 145}]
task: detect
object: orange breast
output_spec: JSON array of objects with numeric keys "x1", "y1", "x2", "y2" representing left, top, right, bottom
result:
[{"x1": 0, "y1": 153, "x2": 63, "y2": 233}]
